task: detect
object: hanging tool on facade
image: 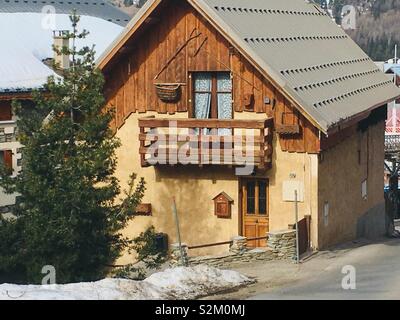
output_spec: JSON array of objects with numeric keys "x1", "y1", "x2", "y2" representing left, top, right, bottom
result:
[{"x1": 154, "y1": 28, "x2": 202, "y2": 81}]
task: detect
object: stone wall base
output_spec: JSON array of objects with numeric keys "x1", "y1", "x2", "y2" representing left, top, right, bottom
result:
[
  {"x1": 169, "y1": 230, "x2": 297, "y2": 268},
  {"x1": 188, "y1": 248, "x2": 277, "y2": 268}
]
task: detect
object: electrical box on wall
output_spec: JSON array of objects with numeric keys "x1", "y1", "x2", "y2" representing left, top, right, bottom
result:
[
  {"x1": 361, "y1": 180, "x2": 368, "y2": 200},
  {"x1": 282, "y1": 181, "x2": 304, "y2": 202}
]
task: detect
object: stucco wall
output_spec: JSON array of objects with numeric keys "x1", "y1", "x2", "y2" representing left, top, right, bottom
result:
[
  {"x1": 114, "y1": 111, "x2": 319, "y2": 264},
  {"x1": 317, "y1": 119, "x2": 386, "y2": 249}
]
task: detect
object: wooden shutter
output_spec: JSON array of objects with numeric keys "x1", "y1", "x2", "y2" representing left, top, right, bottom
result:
[
  {"x1": 0, "y1": 101, "x2": 12, "y2": 121},
  {"x1": 3, "y1": 150, "x2": 12, "y2": 171}
]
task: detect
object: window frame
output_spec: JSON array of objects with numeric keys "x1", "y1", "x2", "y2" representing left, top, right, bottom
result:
[
  {"x1": 243, "y1": 178, "x2": 269, "y2": 217},
  {"x1": 190, "y1": 71, "x2": 232, "y2": 120}
]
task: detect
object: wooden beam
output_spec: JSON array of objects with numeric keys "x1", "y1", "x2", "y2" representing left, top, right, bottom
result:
[
  {"x1": 0, "y1": 92, "x2": 33, "y2": 100},
  {"x1": 139, "y1": 133, "x2": 265, "y2": 143},
  {"x1": 138, "y1": 117, "x2": 273, "y2": 129}
]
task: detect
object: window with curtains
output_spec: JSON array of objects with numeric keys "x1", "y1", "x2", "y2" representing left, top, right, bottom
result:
[{"x1": 192, "y1": 72, "x2": 233, "y2": 134}]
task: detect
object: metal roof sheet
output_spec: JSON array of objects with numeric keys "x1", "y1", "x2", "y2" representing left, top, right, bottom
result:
[
  {"x1": 200, "y1": 0, "x2": 400, "y2": 132},
  {"x1": 0, "y1": 0, "x2": 131, "y2": 26},
  {"x1": 97, "y1": 0, "x2": 400, "y2": 133}
]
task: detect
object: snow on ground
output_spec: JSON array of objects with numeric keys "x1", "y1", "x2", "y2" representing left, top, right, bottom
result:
[{"x1": 0, "y1": 265, "x2": 254, "y2": 300}]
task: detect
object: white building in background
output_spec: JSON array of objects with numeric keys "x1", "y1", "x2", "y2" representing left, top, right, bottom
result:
[{"x1": 0, "y1": 12, "x2": 124, "y2": 213}]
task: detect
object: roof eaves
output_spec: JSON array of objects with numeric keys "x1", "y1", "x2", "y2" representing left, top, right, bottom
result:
[
  {"x1": 96, "y1": 0, "x2": 160, "y2": 70},
  {"x1": 326, "y1": 89, "x2": 400, "y2": 136}
]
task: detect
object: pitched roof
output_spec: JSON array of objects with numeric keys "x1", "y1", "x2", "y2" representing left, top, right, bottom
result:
[
  {"x1": 97, "y1": 0, "x2": 400, "y2": 133},
  {"x1": 0, "y1": 44, "x2": 59, "y2": 94},
  {"x1": 213, "y1": 192, "x2": 234, "y2": 202},
  {"x1": 0, "y1": 0, "x2": 131, "y2": 26}
]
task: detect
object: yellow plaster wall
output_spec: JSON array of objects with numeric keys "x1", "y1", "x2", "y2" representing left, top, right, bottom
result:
[
  {"x1": 114, "y1": 111, "x2": 319, "y2": 264},
  {"x1": 267, "y1": 145, "x2": 319, "y2": 249},
  {"x1": 317, "y1": 120, "x2": 386, "y2": 248}
]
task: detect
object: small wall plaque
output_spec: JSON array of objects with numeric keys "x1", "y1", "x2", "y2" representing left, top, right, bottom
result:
[
  {"x1": 213, "y1": 192, "x2": 234, "y2": 218},
  {"x1": 135, "y1": 203, "x2": 152, "y2": 216}
]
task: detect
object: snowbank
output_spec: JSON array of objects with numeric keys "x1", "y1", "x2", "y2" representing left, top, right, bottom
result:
[{"x1": 0, "y1": 265, "x2": 253, "y2": 300}]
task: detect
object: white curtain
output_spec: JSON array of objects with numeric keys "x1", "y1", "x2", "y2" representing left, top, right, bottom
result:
[
  {"x1": 217, "y1": 73, "x2": 232, "y2": 136},
  {"x1": 194, "y1": 73, "x2": 212, "y2": 134}
]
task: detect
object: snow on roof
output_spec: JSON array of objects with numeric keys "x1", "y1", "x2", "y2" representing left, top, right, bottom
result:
[
  {"x1": 0, "y1": 44, "x2": 58, "y2": 93},
  {"x1": 0, "y1": 0, "x2": 131, "y2": 26},
  {"x1": 384, "y1": 63, "x2": 400, "y2": 75},
  {"x1": 0, "y1": 12, "x2": 124, "y2": 93}
]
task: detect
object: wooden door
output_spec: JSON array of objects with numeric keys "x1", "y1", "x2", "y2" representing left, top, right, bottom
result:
[{"x1": 241, "y1": 179, "x2": 269, "y2": 247}]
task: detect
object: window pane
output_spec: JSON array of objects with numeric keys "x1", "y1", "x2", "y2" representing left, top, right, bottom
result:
[
  {"x1": 194, "y1": 73, "x2": 212, "y2": 129},
  {"x1": 217, "y1": 92, "x2": 232, "y2": 136},
  {"x1": 195, "y1": 93, "x2": 212, "y2": 119},
  {"x1": 217, "y1": 73, "x2": 232, "y2": 92},
  {"x1": 246, "y1": 181, "x2": 255, "y2": 214},
  {"x1": 259, "y1": 181, "x2": 267, "y2": 215},
  {"x1": 194, "y1": 73, "x2": 212, "y2": 92},
  {"x1": 217, "y1": 93, "x2": 232, "y2": 119}
]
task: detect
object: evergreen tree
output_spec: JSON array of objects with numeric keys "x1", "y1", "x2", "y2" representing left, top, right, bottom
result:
[{"x1": 0, "y1": 13, "x2": 145, "y2": 284}]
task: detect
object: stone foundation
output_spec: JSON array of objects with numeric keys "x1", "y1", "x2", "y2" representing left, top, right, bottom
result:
[
  {"x1": 229, "y1": 236, "x2": 247, "y2": 254},
  {"x1": 188, "y1": 248, "x2": 275, "y2": 268},
  {"x1": 267, "y1": 230, "x2": 296, "y2": 260},
  {"x1": 169, "y1": 231, "x2": 297, "y2": 268}
]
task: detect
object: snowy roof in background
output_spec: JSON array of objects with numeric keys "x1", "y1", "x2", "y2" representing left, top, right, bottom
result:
[
  {"x1": 0, "y1": 45, "x2": 59, "y2": 93},
  {"x1": 0, "y1": 0, "x2": 130, "y2": 26},
  {"x1": 384, "y1": 63, "x2": 400, "y2": 75},
  {"x1": 0, "y1": 12, "x2": 124, "y2": 93}
]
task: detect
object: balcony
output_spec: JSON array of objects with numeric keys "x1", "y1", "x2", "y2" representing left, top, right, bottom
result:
[{"x1": 138, "y1": 117, "x2": 273, "y2": 170}]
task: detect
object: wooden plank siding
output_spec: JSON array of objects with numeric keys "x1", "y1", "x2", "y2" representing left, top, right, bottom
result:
[{"x1": 102, "y1": 0, "x2": 320, "y2": 154}]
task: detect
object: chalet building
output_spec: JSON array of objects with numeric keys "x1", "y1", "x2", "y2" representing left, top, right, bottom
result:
[{"x1": 97, "y1": 0, "x2": 400, "y2": 259}]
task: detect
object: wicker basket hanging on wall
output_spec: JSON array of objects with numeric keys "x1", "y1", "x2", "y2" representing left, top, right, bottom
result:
[{"x1": 154, "y1": 83, "x2": 182, "y2": 103}]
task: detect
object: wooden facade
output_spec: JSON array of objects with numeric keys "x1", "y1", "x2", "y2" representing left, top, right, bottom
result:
[
  {"x1": 102, "y1": 0, "x2": 320, "y2": 154},
  {"x1": 0, "y1": 101, "x2": 12, "y2": 121}
]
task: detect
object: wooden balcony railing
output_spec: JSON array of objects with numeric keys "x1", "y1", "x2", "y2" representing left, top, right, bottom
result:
[{"x1": 138, "y1": 117, "x2": 273, "y2": 170}]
